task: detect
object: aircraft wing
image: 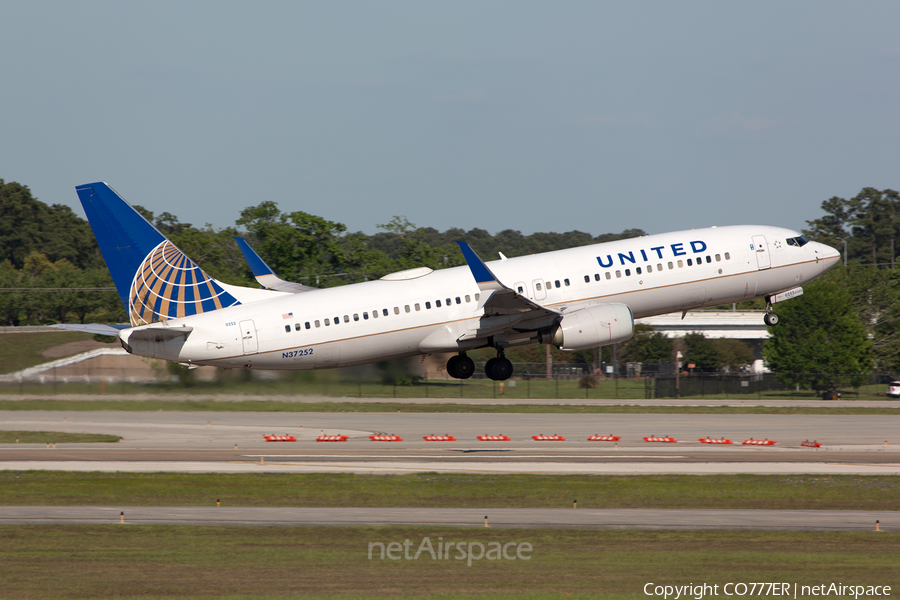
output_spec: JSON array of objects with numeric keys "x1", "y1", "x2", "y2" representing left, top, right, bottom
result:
[
  {"x1": 232, "y1": 237, "x2": 318, "y2": 293},
  {"x1": 50, "y1": 323, "x2": 131, "y2": 336},
  {"x1": 455, "y1": 241, "x2": 559, "y2": 319}
]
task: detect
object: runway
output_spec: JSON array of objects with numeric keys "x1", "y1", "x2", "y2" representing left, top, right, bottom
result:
[
  {"x1": 2, "y1": 410, "x2": 898, "y2": 474},
  {"x1": 0, "y1": 506, "x2": 894, "y2": 531}
]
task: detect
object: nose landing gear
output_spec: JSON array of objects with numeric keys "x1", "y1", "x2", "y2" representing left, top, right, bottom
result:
[{"x1": 764, "y1": 297, "x2": 779, "y2": 326}]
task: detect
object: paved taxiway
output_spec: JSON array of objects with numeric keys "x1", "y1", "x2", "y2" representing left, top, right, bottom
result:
[
  {"x1": 0, "y1": 506, "x2": 894, "y2": 531},
  {"x1": 1, "y1": 410, "x2": 899, "y2": 474}
]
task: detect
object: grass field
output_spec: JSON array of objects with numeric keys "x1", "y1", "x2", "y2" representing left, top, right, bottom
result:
[
  {"x1": 0, "y1": 526, "x2": 896, "y2": 599},
  {"x1": 0, "y1": 331, "x2": 97, "y2": 375},
  {"x1": 0, "y1": 398, "x2": 896, "y2": 415},
  {"x1": 0, "y1": 431, "x2": 120, "y2": 444},
  {"x1": 3, "y1": 473, "x2": 899, "y2": 511}
]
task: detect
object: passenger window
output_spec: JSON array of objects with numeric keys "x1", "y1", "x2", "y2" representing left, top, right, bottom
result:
[
  {"x1": 657, "y1": 263, "x2": 662, "y2": 271},
  {"x1": 519, "y1": 284, "x2": 526, "y2": 292},
  {"x1": 616, "y1": 270, "x2": 621, "y2": 278},
  {"x1": 295, "y1": 323, "x2": 301, "y2": 331},
  {"x1": 715, "y1": 254, "x2": 721, "y2": 262},
  {"x1": 325, "y1": 318, "x2": 330, "y2": 326},
  {"x1": 536, "y1": 283, "x2": 542, "y2": 291},
  {"x1": 546, "y1": 282, "x2": 551, "y2": 289},
  {"x1": 435, "y1": 300, "x2": 442, "y2": 307},
  {"x1": 334, "y1": 316, "x2": 340, "y2": 324},
  {"x1": 584, "y1": 275, "x2": 590, "y2": 283},
  {"x1": 393, "y1": 307, "x2": 399, "y2": 315},
  {"x1": 373, "y1": 310, "x2": 379, "y2": 319},
  {"x1": 446, "y1": 298, "x2": 451, "y2": 306},
  {"x1": 636, "y1": 267, "x2": 642, "y2": 274},
  {"x1": 687, "y1": 258, "x2": 693, "y2": 266},
  {"x1": 404, "y1": 305, "x2": 410, "y2": 313},
  {"x1": 724, "y1": 252, "x2": 731, "y2": 260},
  {"x1": 646, "y1": 265, "x2": 652, "y2": 273},
  {"x1": 353, "y1": 314, "x2": 359, "y2": 321},
  {"x1": 605, "y1": 272, "x2": 611, "y2": 280},
  {"x1": 677, "y1": 260, "x2": 683, "y2": 268},
  {"x1": 363, "y1": 312, "x2": 368, "y2": 320},
  {"x1": 284, "y1": 325, "x2": 291, "y2": 333},
  {"x1": 305, "y1": 322, "x2": 311, "y2": 329},
  {"x1": 314, "y1": 320, "x2": 320, "y2": 328},
  {"x1": 625, "y1": 269, "x2": 631, "y2": 276},
  {"x1": 475, "y1": 293, "x2": 480, "y2": 301},
  {"x1": 383, "y1": 308, "x2": 389, "y2": 316},
  {"x1": 343, "y1": 315, "x2": 349, "y2": 323},
  {"x1": 425, "y1": 301, "x2": 431, "y2": 309},
  {"x1": 465, "y1": 295, "x2": 471, "y2": 302},
  {"x1": 414, "y1": 303, "x2": 420, "y2": 311},
  {"x1": 706, "y1": 256, "x2": 712, "y2": 263},
  {"x1": 667, "y1": 262, "x2": 673, "y2": 270},
  {"x1": 455, "y1": 297, "x2": 461, "y2": 304},
  {"x1": 594, "y1": 274, "x2": 600, "y2": 281},
  {"x1": 564, "y1": 279, "x2": 570, "y2": 286}
]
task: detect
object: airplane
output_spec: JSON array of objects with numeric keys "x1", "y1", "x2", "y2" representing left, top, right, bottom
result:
[{"x1": 57, "y1": 182, "x2": 841, "y2": 381}]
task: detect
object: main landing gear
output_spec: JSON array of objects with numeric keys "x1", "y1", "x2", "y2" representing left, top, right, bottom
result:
[
  {"x1": 485, "y1": 349, "x2": 513, "y2": 381},
  {"x1": 446, "y1": 352, "x2": 475, "y2": 379},
  {"x1": 446, "y1": 350, "x2": 513, "y2": 381}
]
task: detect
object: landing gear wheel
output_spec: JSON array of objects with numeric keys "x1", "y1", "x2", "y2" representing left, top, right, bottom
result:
[
  {"x1": 447, "y1": 354, "x2": 475, "y2": 379},
  {"x1": 485, "y1": 357, "x2": 513, "y2": 381},
  {"x1": 455, "y1": 354, "x2": 475, "y2": 379},
  {"x1": 764, "y1": 312, "x2": 779, "y2": 326},
  {"x1": 446, "y1": 355, "x2": 461, "y2": 379}
]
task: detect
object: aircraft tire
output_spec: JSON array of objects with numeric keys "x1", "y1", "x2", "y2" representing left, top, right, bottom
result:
[
  {"x1": 764, "y1": 312, "x2": 779, "y2": 326},
  {"x1": 486, "y1": 357, "x2": 513, "y2": 381},
  {"x1": 456, "y1": 355, "x2": 475, "y2": 379},
  {"x1": 446, "y1": 355, "x2": 461, "y2": 379}
]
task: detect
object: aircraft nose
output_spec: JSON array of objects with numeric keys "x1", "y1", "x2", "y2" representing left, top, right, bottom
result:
[{"x1": 814, "y1": 241, "x2": 841, "y2": 264}]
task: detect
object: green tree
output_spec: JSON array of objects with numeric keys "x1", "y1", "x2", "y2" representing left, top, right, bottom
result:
[
  {"x1": 710, "y1": 338, "x2": 756, "y2": 371},
  {"x1": 763, "y1": 279, "x2": 872, "y2": 395},
  {"x1": 619, "y1": 324, "x2": 673, "y2": 363},
  {"x1": 681, "y1": 332, "x2": 719, "y2": 372},
  {"x1": 805, "y1": 187, "x2": 900, "y2": 266}
]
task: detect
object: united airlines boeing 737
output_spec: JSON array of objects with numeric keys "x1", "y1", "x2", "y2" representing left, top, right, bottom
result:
[{"x1": 59, "y1": 182, "x2": 841, "y2": 381}]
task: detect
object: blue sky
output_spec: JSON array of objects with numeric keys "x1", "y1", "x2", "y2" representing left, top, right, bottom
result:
[{"x1": 2, "y1": 1, "x2": 898, "y2": 237}]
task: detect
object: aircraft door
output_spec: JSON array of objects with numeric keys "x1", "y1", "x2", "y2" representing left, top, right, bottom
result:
[
  {"x1": 239, "y1": 320, "x2": 258, "y2": 354},
  {"x1": 752, "y1": 235, "x2": 771, "y2": 270},
  {"x1": 532, "y1": 279, "x2": 547, "y2": 300}
]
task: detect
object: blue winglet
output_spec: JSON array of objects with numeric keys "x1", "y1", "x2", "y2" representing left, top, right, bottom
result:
[
  {"x1": 232, "y1": 237, "x2": 275, "y2": 277},
  {"x1": 455, "y1": 241, "x2": 503, "y2": 291}
]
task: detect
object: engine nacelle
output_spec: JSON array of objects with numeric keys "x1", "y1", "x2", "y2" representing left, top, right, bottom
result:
[{"x1": 540, "y1": 303, "x2": 634, "y2": 351}]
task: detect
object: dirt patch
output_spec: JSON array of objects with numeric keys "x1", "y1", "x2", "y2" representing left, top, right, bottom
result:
[{"x1": 40, "y1": 339, "x2": 113, "y2": 358}]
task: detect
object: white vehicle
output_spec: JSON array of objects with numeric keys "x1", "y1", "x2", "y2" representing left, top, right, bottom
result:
[
  {"x1": 60, "y1": 182, "x2": 841, "y2": 381},
  {"x1": 887, "y1": 382, "x2": 900, "y2": 398}
]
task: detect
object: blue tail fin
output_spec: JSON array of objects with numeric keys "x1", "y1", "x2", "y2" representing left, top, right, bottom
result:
[{"x1": 76, "y1": 182, "x2": 240, "y2": 326}]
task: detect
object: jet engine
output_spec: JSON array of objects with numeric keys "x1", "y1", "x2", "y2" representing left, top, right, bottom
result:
[{"x1": 539, "y1": 303, "x2": 634, "y2": 351}]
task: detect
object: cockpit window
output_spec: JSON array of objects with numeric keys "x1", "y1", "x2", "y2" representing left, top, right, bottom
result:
[{"x1": 786, "y1": 235, "x2": 809, "y2": 247}]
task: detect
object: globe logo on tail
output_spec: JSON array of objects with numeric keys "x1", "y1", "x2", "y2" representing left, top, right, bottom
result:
[{"x1": 129, "y1": 240, "x2": 239, "y2": 326}]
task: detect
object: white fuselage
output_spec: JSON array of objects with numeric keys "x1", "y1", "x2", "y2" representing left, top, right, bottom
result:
[{"x1": 121, "y1": 225, "x2": 840, "y2": 369}]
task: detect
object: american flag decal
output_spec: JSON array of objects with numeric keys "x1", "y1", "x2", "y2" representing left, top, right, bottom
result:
[{"x1": 282, "y1": 312, "x2": 293, "y2": 319}]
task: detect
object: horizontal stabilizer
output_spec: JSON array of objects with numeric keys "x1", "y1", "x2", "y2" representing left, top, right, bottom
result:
[
  {"x1": 126, "y1": 325, "x2": 193, "y2": 342},
  {"x1": 50, "y1": 323, "x2": 130, "y2": 336},
  {"x1": 232, "y1": 237, "x2": 317, "y2": 293}
]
